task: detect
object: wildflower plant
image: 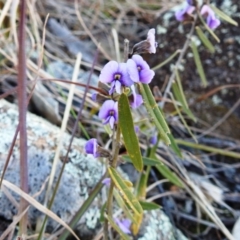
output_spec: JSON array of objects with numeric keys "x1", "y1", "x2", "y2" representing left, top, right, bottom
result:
[{"x1": 82, "y1": 2, "x2": 238, "y2": 239}]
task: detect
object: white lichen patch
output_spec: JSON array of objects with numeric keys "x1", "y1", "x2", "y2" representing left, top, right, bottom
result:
[{"x1": 138, "y1": 209, "x2": 188, "y2": 240}]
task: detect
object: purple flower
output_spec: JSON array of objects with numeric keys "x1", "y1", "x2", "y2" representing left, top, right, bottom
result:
[
  {"x1": 134, "y1": 125, "x2": 140, "y2": 134},
  {"x1": 149, "y1": 134, "x2": 157, "y2": 145},
  {"x1": 200, "y1": 5, "x2": 220, "y2": 29},
  {"x1": 102, "y1": 178, "x2": 111, "y2": 187},
  {"x1": 114, "y1": 218, "x2": 131, "y2": 234},
  {"x1": 127, "y1": 55, "x2": 155, "y2": 84},
  {"x1": 175, "y1": 4, "x2": 195, "y2": 21},
  {"x1": 130, "y1": 85, "x2": 143, "y2": 109},
  {"x1": 99, "y1": 61, "x2": 133, "y2": 95},
  {"x1": 147, "y1": 28, "x2": 157, "y2": 54},
  {"x1": 98, "y1": 100, "x2": 118, "y2": 129},
  {"x1": 85, "y1": 138, "x2": 99, "y2": 157},
  {"x1": 187, "y1": 0, "x2": 193, "y2": 5},
  {"x1": 131, "y1": 29, "x2": 157, "y2": 55}
]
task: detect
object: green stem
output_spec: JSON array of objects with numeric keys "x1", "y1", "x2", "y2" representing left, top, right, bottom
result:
[{"x1": 104, "y1": 125, "x2": 121, "y2": 240}]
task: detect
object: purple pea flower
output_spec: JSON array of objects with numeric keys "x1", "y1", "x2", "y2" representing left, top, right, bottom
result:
[
  {"x1": 175, "y1": 4, "x2": 195, "y2": 21},
  {"x1": 102, "y1": 178, "x2": 111, "y2": 187},
  {"x1": 98, "y1": 100, "x2": 118, "y2": 129},
  {"x1": 99, "y1": 61, "x2": 133, "y2": 95},
  {"x1": 114, "y1": 218, "x2": 131, "y2": 234},
  {"x1": 130, "y1": 85, "x2": 143, "y2": 109},
  {"x1": 85, "y1": 138, "x2": 99, "y2": 157},
  {"x1": 149, "y1": 134, "x2": 157, "y2": 145},
  {"x1": 200, "y1": 5, "x2": 220, "y2": 29},
  {"x1": 147, "y1": 28, "x2": 157, "y2": 54},
  {"x1": 127, "y1": 55, "x2": 155, "y2": 84},
  {"x1": 131, "y1": 28, "x2": 157, "y2": 55}
]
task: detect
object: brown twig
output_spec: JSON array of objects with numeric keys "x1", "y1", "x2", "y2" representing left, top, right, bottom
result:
[{"x1": 18, "y1": 0, "x2": 28, "y2": 235}]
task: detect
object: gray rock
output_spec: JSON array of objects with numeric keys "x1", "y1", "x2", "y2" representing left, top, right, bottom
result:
[{"x1": 0, "y1": 99, "x2": 187, "y2": 240}]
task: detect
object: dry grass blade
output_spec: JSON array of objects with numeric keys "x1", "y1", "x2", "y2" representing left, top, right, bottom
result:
[
  {"x1": 38, "y1": 53, "x2": 82, "y2": 236},
  {"x1": 0, "y1": 177, "x2": 49, "y2": 240},
  {"x1": 1, "y1": 179, "x2": 81, "y2": 240},
  {"x1": 0, "y1": 0, "x2": 12, "y2": 27}
]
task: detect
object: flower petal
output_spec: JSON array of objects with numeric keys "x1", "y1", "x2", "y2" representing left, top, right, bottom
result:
[
  {"x1": 118, "y1": 63, "x2": 133, "y2": 87},
  {"x1": 147, "y1": 28, "x2": 156, "y2": 54},
  {"x1": 126, "y1": 59, "x2": 140, "y2": 83},
  {"x1": 115, "y1": 80, "x2": 122, "y2": 94},
  {"x1": 109, "y1": 116, "x2": 115, "y2": 129},
  {"x1": 114, "y1": 218, "x2": 131, "y2": 234},
  {"x1": 85, "y1": 138, "x2": 98, "y2": 157},
  {"x1": 175, "y1": 5, "x2": 195, "y2": 21},
  {"x1": 99, "y1": 61, "x2": 118, "y2": 83},
  {"x1": 132, "y1": 55, "x2": 150, "y2": 70},
  {"x1": 131, "y1": 85, "x2": 143, "y2": 109},
  {"x1": 102, "y1": 178, "x2": 111, "y2": 187},
  {"x1": 140, "y1": 69, "x2": 155, "y2": 84},
  {"x1": 98, "y1": 100, "x2": 115, "y2": 119}
]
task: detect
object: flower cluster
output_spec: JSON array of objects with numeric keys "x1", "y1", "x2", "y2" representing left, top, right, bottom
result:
[
  {"x1": 96, "y1": 29, "x2": 156, "y2": 130},
  {"x1": 85, "y1": 29, "x2": 157, "y2": 158},
  {"x1": 175, "y1": 1, "x2": 220, "y2": 29}
]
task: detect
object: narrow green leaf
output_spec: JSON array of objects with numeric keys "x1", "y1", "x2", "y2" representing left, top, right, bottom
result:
[
  {"x1": 173, "y1": 70, "x2": 196, "y2": 121},
  {"x1": 168, "y1": 133, "x2": 182, "y2": 158},
  {"x1": 155, "y1": 162, "x2": 184, "y2": 188},
  {"x1": 99, "y1": 202, "x2": 107, "y2": 222},
  {"x1": 113, "y1": 189, "x2": 136, "y2": 224},
  {"x1": 136, "y1": 166, "x2": 150, "y2": 199},
  {"x1": 211, "y1": 5, "x2": 238, "y2": 26},
  {"x1": 176, "y1": 139, "x2": 240, "y2": 159},
  {"x1": 170, "y1": 93, "x2": 197, "y2": 143},
  {"x1": 191, "y1": 40, "x2": 208, "y2": 87},
  {"x1": 118, "y1": 93, "x2": 143, "y2": 171},
  {"x1": 198, "y1": 13, "x2": 220, "y2": 43},
  {"x1": 140, "y1": 84, "x2": 170, "y2": 145},
  {"x1": 108, "y1": 167, "x2": 143, "y2": 216},
  {"x1": 139, "y1": 200, "x2": 161, "y2": 210},
  {"x1": 105, "y1": 214, "x2": 131, "y2": 240},
  {"x1": 123, "y1": 155, "x2": 160, "y2": 166},
  {"x1": 196, "y1": 26, "x2": 215, "y2": 53},
  {"x1": 152, "y1": 50, "x2": 180, "y2": 71}
]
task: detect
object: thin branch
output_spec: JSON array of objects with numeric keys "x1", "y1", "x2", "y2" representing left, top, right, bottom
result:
[{"x1": 18, "y1": 0, "x2": 28, "y2": 235}]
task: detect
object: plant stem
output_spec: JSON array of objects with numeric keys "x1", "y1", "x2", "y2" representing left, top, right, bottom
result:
[
  {"x1": 18, "y1": 0, "x2": 28, "y2": 235},
  {"x1": 124, "y1": 39, "x2": 129, "y2": 62},
  {"x1": 104, "y1": 125, "x2": 121, "y2": 240}
]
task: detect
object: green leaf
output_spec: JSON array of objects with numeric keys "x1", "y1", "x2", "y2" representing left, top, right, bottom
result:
[
  {"x1": 167, "y1": 133, "x2": 182, "y2": 158},
  {"x1": 172, "y1": 70, "x2": 196, "y2": 122},
  {"x1": 196, "y1": 26, "x2": 215, "y2": 53},
  {"x1": 170, "y1": 93, "x2": 197, "y2": 143},
  {"x1": 123, "y1": 155, "x2": 160, "y2": 166},
  {"x1": 136, "y1": 166, "x2": 150, "y2": 199},
  {"x1": 108, "y1": 167, "x2": 143, "y2": 216},
  {"x1": 211, "y1": 5, "x2": 238, "y2": 26},
  {"x1": 152, "y1": 50, "x2": 180, "y2": 71},
  {"x1": 113, "y1": 189, "x2": 136, "y2": 224},
  {"x1": 155, "y1": 162, "x2": 184, "y2": 188},
  {"x1": 139, "y1": 84, "x2": 170, "y2": 145},
  {"x1": 118, "y1": 93, "x2": 143, "y2": 171},
  {"x1": 139, "y1": 200, "x2": 161, "y2": 210},
  {"x1": 198, "y1": 13, "x2": 220, "y2": 43},
  {"x1": 99, "y1": 202, "x2": 107, "y2": 222},
  {"x1": 176, "y1": 139, "x2": 240, "y2": 159},
  {"x1": 105, "y1": 214, "x2": 131, "y2": 240},
  {"x1": 191, "y1": 40, "x2": 208, "y2": 87}
]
